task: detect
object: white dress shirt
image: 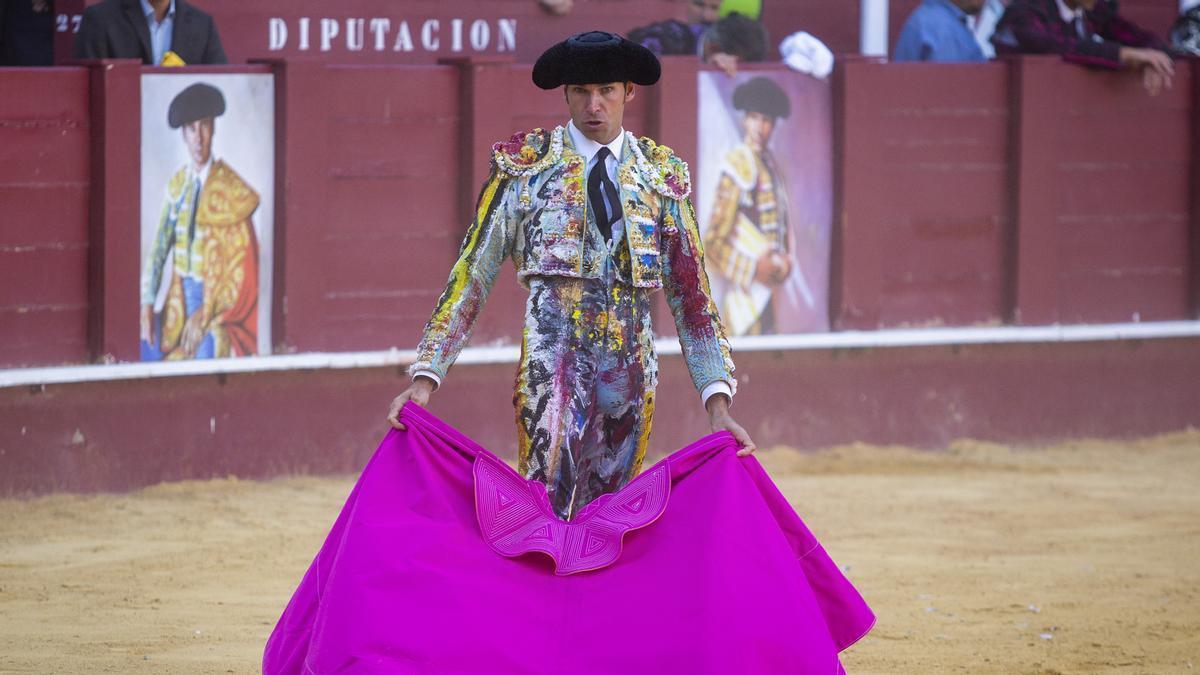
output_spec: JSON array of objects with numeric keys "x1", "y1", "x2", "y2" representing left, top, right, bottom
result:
[
  {"x1": 139, "y1": 0, "x2": 177, "y2": 65},
  {"x1": 566, "y1": 120, "x2": 626, "y2": 253}
]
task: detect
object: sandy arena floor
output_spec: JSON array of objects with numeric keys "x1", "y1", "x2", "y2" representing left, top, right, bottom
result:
[{"x1": 2, "y1": 432, "x2": 1198, "y2": 674}]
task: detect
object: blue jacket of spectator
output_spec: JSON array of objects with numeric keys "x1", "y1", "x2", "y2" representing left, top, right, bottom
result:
[{"x1": 894, "y1": 0, "x2": 988, "y2": 62}]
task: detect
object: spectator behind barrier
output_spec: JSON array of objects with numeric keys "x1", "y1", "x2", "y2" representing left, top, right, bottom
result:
[
  {"x1": 1171, "y1": 2, "x2": 1200, "y2": 56},
  {"x1": 74, "y1": 0, "x2": 226, "y2": 65},
  {"x1": 991, "y1": 0, "x2": 1174, "y2": 95},
  {"x1": 894, "y1": 0, "x2": 989, "y2": 62},
  {"x1": 627, "y1": 10, "x2": 766, "y2": 77},
  {"x1": 626, "y1": 0, "x2": 722, "y2": 56},
  {"x1": 701, "y1": 13, "x2": 768, "y2": 75},
  {"x1": 1, "y1": 0, "x2": 55, "y2": 66},
  {"x1": 719, "y1": 0, "x2": 762, "y2": 20}
]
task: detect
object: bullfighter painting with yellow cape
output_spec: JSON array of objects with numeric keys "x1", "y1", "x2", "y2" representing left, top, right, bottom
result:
[{"x1": 140, "y1": 82, "x2": 261, "y2": 361}]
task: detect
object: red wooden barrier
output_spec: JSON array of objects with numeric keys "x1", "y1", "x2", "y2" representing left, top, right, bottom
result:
[
  {"x1": 1, "y1": 58, "x2": 1197, "y2": 368},
  {"x1": 834, "y1": 56, "x2": 1198, "y2": 330},
  {"x1": 0, "y1": 68, "x2": 92, "y2": 367},
  {"x1": 269, "y1": 62, "x2": 463, "y2": 353},
  {"x1": 1010, "y1": 56, "x2": 1194, "y2": 325},
  {"x1": 85, "y1": 59, "x2": 141, "y2": 364},
  {"x1": 6, "y1": 336, "x2": 1200, "y2": 496},
  {"x1": 834, "y1": 58, "x2": 1011, "y2": 330}
]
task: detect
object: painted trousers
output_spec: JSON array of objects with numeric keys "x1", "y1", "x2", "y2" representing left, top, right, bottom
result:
[{"x1": 514, "y1": 254, "x2": 658, "y2": 520}]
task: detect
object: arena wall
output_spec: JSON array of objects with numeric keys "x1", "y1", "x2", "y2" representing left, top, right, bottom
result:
[
  {"x1": 4, "y1": 333, "x2": 1199, "y2": 496},
  {"x1": 2, "y1": 56, "x2": 1198, "y2": 496}
]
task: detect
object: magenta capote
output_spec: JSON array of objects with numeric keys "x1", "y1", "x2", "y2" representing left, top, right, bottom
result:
[{"x1": 263, "y1": 403, "x2": 875, "y2": 674}]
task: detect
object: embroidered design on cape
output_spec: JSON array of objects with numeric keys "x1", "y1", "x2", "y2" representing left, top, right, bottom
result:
[{"x1": 473, "y1": 452, "x2": 670, "y2": 575}]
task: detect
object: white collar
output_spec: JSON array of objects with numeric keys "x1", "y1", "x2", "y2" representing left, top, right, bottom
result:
[
  {"x1": 1055, "y1": 0, "x2": 1085, "y2": 23},
  {"x1": 190, "y1": 157, "x2": 213, "y2": 185},
  {"x1": 567, "y1": 120, "x2": 625, "y2": 167}
]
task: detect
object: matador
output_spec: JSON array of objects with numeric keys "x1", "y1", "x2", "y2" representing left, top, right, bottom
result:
[{"x1": 388, "y1": 31, "x2": 756, "y2": 519}]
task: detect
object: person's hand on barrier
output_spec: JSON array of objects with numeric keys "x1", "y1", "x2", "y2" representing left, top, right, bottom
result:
[
  {"x1": 1120, "y1": 47, "x2": 1175, "y2": 94},
  {"x1": 140, "y1": 304, "x2": 155, "y2": 347},
  {"x1": 1142, "y1": 66, "x2": 1172, "y2": 96},
  {"x1": 538, "y1": 0, "x2": 573, "y2": 15},
  {"x1": 388, "y1": 376, "x2": 436, "y2": 430},
  {"x1": 706, "y1": 393, "x2": 757, "y2": 456},
  {"x1": 708, "y1": 52, "x2": 740, "y2": 77}
]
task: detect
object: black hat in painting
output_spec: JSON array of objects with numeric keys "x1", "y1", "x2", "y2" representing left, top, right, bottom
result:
[
  {"x1": 168, "y1": 82, "x2": 226, "y2": 128},
  {"x1": 732, "y1": 76, "x2": 791, "y2": 119},
  {"x1": 532, "y1": 31, "x2": 661, "y2": 89}
]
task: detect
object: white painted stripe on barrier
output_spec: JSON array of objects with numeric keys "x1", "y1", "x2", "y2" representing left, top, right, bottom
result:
[{"x1": 2, "y1": 321, "x2": 1197, "y2": 389}]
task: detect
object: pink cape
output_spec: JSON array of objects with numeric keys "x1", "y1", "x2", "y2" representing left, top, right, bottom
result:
[{"x1": 263, "y1": 404, "x2": 874, "y2": 674}]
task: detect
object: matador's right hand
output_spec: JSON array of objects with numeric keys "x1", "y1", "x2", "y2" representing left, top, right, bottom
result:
[{"x1": 387, "y1": 376, "x2": 437, "y2": 430}]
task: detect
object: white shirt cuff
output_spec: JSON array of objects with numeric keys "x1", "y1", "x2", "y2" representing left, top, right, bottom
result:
[
  {"x1": 412, "y1": 370, "x2": 442, "y2": 390},
  {"x1": 701, "y1": 381, "x2": 733, "y2": 407}
]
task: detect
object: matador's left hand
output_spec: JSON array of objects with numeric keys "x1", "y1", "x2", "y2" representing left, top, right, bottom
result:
[{"x1": 706, "y1": 394, "x2": 757, "y2": 456}]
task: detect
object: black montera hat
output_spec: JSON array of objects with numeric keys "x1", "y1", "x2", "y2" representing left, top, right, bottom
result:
[
  {"x1": 168, "y1": 82, "x2": 226, "y2": 128},
  {"x1": 532, "y1": 31, "x2": 661, "y2": 90},
  {"x1": 732, "y1": 76, "x2": 791, "y2": 119}
]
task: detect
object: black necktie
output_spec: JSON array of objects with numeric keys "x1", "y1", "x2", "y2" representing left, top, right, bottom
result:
[{"x1": 587, "y1": 147, "x2": 621, "y2": 242}]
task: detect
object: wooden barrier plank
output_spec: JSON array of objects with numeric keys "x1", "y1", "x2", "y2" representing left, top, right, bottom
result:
[
  {"x1": 0, "y1": 248, "x2": 88, "y2": 307},
  {"x1": 0, "y1": 68, "x2": 91, "y2": 368},
  {"x1": 0, "y1": 309, "x2": 89, "y2": 368},
  {"x1": 1050, "y1": 65, "x2": 1192, "y2": 323},
  {"x1": 836, "y1": 60, "x2": 1010, "y2": 329},
  {"x1": 84, "y1": 59, "x2": 141, "y2": 363},
  {"x1": 1008, "y1": 56, "x2": 1061, "y2": 325},
  {"x1": 1191, "y1": 59, "x2": 1200, "y2": 320}
]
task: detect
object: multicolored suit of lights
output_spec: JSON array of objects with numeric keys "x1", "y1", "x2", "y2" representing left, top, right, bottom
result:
[{"x1": 412, "y1": 125, "x2": 735, "y2": 519}]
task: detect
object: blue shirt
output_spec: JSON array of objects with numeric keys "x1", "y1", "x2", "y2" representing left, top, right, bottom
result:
[
  {"x1": 893, "y1": 0, "x2": 987, "y2": 62},
  {"x1": 138, "y1": 0, "x2": 176, "y2": 65}
]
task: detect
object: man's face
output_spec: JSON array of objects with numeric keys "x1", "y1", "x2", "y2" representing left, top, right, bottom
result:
[
  {"x1": 953, "y1": 0, "x2": 986, "y2": 14},
  {"x1": 182, "y1": 117, "x2": 214, "y2": 168},
  {"x1": 741, "y1": 111, "x2": 775, "y2": 152},
  {"x1": 688, "y1": 0, "x2": 721, "y2": 25},
  {"x1": 565, "y1": 82, "x2": 634, "y2": 145}
]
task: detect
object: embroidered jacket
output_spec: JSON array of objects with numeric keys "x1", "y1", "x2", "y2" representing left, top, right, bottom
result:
[
  {"x1": 991, "y1": 0, "x2": 1165, "y2": 69},
  {"x1": 412, "y1": 126, "x2": 735, "y2": 394}
]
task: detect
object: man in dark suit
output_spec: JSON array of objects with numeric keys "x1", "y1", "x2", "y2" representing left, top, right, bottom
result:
[{"x1": 73, "y1": 0, "x2": 226, "y2": 65}]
